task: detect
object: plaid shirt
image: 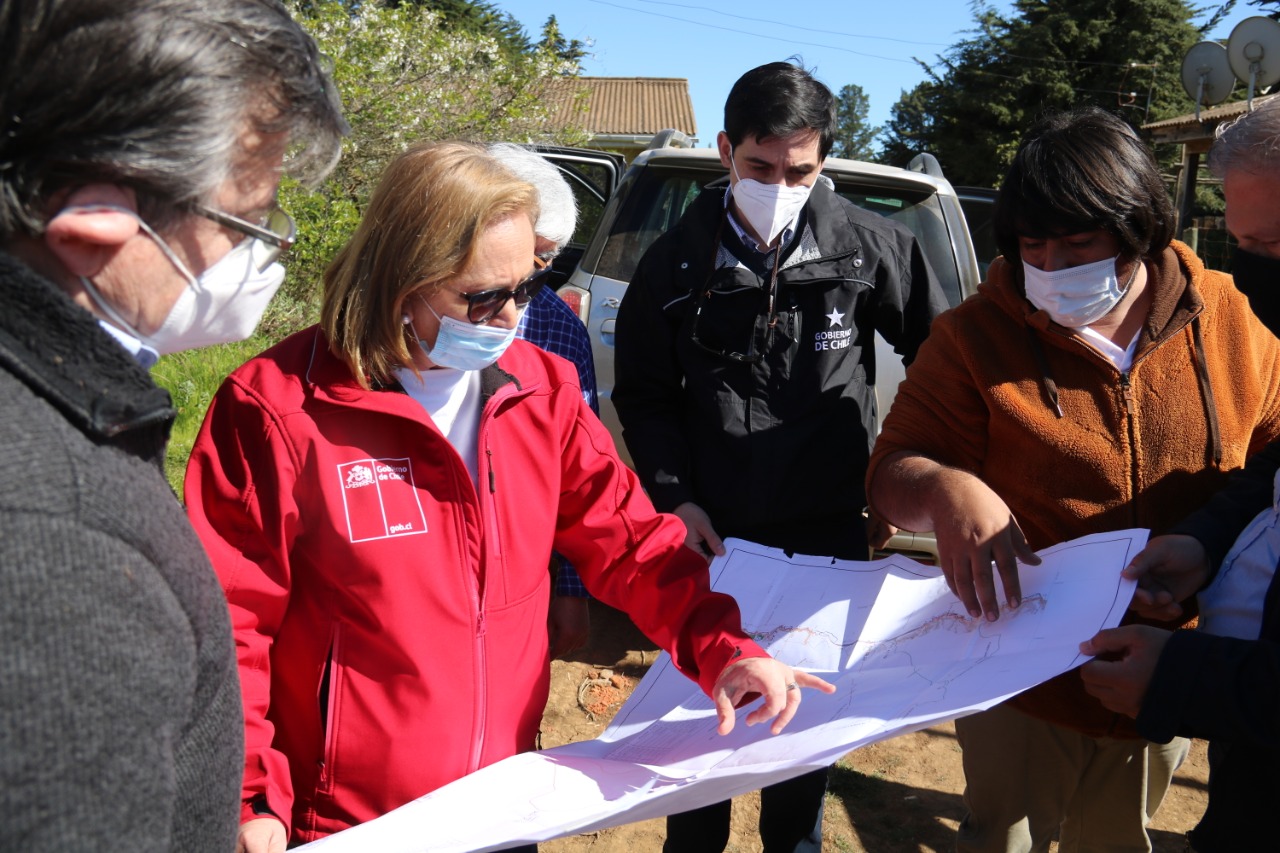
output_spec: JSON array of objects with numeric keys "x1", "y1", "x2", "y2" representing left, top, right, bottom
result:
[
  {"x1": 517, "y1": 286, "x2": 597, "y2": 597},
  {"x1": 517, "y1": 287, "x2": 598, "y2": 415}
]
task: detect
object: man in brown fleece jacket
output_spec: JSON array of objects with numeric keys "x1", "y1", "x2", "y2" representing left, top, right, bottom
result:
[{"x1": 866, "y1": 107, "x2": 1280, "y2": 853}]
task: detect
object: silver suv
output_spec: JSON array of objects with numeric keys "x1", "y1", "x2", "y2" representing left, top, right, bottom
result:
[{"x1": 551, "y1": 133, "x2": 985, "y2": 458}]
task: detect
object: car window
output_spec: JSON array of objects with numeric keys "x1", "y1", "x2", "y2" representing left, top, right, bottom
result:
[
  {"x1": 836, "y1": 188, "x2": 961, "y2": 306},
  {"x1": 558, "y1": 160, "x2": 616, "y2": 248},
  {"x1": 958, "y1": 193, "x2": 999, "y2": 279},
  {"x1": 595, "y1": 166, "x2": 708, "y2": 281},
  {"x1": 594, "y1": 163, "x2": 962, "y2": 305}
]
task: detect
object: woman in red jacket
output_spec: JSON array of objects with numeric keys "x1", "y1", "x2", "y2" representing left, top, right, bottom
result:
[{"x1": 185, "y1": 141, "x2": 831, "y2": 853}]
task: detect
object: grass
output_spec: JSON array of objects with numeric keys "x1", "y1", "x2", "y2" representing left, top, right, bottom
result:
[
  {"x1": 151, "y1": 286, "x2": 322, "y2": 495},
  {"x1": 152, "y1": 334, "x2": 284, "y2": 496}
]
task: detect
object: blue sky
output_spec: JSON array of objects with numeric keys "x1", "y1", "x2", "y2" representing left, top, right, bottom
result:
[{"x1": 496, "y1": 0, "x2": 1262, "y2": 146}]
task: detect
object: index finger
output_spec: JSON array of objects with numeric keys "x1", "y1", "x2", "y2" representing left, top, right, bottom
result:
[
  {"x1": 966, "y1": 551, "x2": 1003, "y2": 622},
  {"x1": 991, "y1": 537, "x2": 1024, "y2": 614},
  {"x1": 795, "y1": 670, "x2": 837, "y2": 695},
  {"x1": 945, "y1": 555, "x2": 984, "y2": 619}
]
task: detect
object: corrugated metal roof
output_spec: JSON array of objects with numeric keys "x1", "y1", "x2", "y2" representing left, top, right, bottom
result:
[
  {"x1": 542, "y1": 77, "x2": 697, "y2": 137},
  {"x1": 1142, "y1": 92, "x2": 1279, "y2": 142}
]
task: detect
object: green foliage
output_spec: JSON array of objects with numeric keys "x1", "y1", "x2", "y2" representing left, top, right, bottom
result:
[
  {"x1": 882, "y1": 0, "x2": 1208, "y2": 186},
  {"x1": 539, "y1": 14, "x2": 589, "y2": 74},
  {"x1": 154, "y1": 336, "x2": 276, "y2": 493},
  {"x1": 160, "y1": 0, "x2": 593, "y2": 493},
  {"x1": 278, "y1": 0, "x2": 588, "y2": 307},
  {"x1": 1245, "y1": 0, "x2": 1280, "y2": 19},
  {"x1": 831, "y1": 83, "x2": 880, "y2": 162},
  {"x1": 386, "y1": 0, "x2": 530, "y2": 56}
]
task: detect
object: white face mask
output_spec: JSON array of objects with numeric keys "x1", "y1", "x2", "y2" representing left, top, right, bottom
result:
[
  {"x1": 729, "y1": 150, "x2": 812, "y2": 247},
  {"x1": 75, "y1": 206, "x2": 284, "y2": 355},
  {"x1": 1021, "y1": 254, "x2": 1126, "y2": 327}
]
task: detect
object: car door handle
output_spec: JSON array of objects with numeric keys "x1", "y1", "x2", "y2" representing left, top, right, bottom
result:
[{"x1": 600, "y1": 317, "x2": 617, "y2": 346}]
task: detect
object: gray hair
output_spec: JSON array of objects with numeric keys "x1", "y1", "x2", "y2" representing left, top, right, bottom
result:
[
  {"x1": 485, "y1": 143, "x2": 578, "y2": 254},
  {"x1": 1209, "y1": 96, "x2": 1280, "y2": 179},
  {"x1": 0, "y1": 0, "x2": 347, "y2": 241}
]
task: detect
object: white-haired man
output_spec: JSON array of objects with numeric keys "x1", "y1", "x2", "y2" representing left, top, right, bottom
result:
[{"x1": 1080, "y1": 95, "x2": 1280, "y2": 852}]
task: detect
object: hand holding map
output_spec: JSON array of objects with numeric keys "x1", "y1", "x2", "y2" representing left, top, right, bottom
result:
[{"x1": 301, "y1": 529, "x2": 1145, "y2": 852}]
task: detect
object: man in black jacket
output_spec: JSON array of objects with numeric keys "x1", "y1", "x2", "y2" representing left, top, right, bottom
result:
[
  {"x1": 613, "y1": 61, "x2": 947, "y2": 853},
  {"x1": 1078, "y1": 97, "x2": 1280, "y2": 853},
  {"x1": 0, "y1": 2, "x2": 344, "y2": 850}
]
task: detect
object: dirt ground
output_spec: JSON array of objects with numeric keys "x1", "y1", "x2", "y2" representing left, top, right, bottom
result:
[{"x1": 538, "y1": 603, "x2": 1208, "y2": 853}]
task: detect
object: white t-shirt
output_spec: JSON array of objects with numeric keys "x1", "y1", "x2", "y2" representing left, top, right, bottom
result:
[
  {"x1": 1076, "y1": 325, "x2": 1138, "y2": 372},
  {"x1": 394, "y1": 366, "x2": 483, "y2": 489}
]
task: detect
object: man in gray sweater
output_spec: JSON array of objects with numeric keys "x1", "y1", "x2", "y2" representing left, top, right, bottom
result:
[{"x1": 0, "y1": 1, "x2": 345, "y2": 848}]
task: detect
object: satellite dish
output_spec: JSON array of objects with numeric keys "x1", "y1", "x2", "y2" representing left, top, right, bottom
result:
[
  {"x1": 1227, "y1": 16, "x2": 1280, "y2": 107},
  {"x1": 1181, "y1": 41, "x2": 1235, "y2": 120}
]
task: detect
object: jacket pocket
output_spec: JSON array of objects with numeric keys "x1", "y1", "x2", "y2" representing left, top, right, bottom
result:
[{"x1": 316, "y1": 624, "x2": 343, "y2": 796}]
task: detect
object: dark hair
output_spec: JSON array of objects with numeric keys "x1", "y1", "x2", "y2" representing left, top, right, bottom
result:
[
  {"x1": 0, "y1": 0, "x2": 347, "y2": 241},
  {"x1": 723, "y1": 61, "x2": 837, "y2": 159},
  {"x1": 993, "y1": 107, "x2": 1175, "y2": 263}
]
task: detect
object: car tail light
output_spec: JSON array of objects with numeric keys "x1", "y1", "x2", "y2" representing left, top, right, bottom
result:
[{"x1": 557, "y1": 284, "x2": 590, "y2": 325}]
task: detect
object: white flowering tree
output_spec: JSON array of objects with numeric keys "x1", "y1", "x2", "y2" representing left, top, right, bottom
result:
[{"x1": 271, "y1": 0, "x2": 589, "y2": 331}]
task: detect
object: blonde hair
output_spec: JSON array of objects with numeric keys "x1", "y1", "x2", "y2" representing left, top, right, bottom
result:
[{"x1": 321, "y1": 140, "x2": 538, "y2": 387}]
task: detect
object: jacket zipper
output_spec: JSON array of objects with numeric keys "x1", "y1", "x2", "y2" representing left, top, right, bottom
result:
[
  {"x1": 1119, "y1": 372, "x2": 1139, "y2": 526},
  {"x1": 468, "y1": 413, "x2": 506, "y2": 773}
]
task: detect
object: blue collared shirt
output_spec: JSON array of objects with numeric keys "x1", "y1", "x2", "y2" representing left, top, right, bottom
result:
[
  {"x1": 516, "y1": 286, "x2": 599, "y2": 415},
  {"x1": 97, "y1": 319, "x2": 159, "y2": 370}
]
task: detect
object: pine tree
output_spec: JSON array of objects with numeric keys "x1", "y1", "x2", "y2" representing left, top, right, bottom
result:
[
  {"x1": 831, "y1": 84, "x2": 880, "y2": 161},
  {"x1": 883, "y1": 0, "x2": 1208, "y2": 186}
]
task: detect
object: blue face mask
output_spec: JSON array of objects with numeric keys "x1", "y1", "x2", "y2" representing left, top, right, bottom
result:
[{"x1": 415, "y1": 300, "x2": 520, "y2": 371}]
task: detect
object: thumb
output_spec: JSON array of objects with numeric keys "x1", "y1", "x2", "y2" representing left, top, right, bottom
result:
[
  {"x1": 703, "y1": 524, "x2": 726, "y2": 557},
  {"x1": 1079, "y1": 627, "x2": 1130, "y2": 657},
  {"x1": 714, "y1": 687, "x2": 737, "y2": 735},
  {"x1": 1121, "y1": 550, "x2": 1154, "y2": 580}
]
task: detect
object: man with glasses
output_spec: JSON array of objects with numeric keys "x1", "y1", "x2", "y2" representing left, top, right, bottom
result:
[
  {"x1": 0, "y1": 1, "x2": 345, "y2": 849},
  {"x1": 613, "y1": 61, "x2": 946, "y2": 853}
]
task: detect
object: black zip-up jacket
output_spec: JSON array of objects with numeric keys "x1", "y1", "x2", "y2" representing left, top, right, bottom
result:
[
  {"x1": 1136, "y1": 448, "x2": 1280, "y2": 852},
  {"x1": 613, "y1": 181, "x2": 947, "y2": 559}
]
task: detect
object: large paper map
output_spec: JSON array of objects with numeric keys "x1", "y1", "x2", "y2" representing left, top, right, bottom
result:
[{"x1": 301, "y1": 529, "x2": 1145, "y2": 852}]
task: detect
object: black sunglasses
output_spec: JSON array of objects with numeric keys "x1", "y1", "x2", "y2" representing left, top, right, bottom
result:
[
  {"x1": 455, "y1": 263, "x2": 554, "y2": 324},
  {"x1": 688, "y1": 222, "x2": 785, "y2": 364}
]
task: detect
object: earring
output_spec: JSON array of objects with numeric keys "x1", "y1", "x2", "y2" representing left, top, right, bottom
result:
[{"x1": 402, "y1": 314, "x2": 412, "y2": 325}]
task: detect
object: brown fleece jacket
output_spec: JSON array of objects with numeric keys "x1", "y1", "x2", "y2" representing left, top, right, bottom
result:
[{"x1": 867, "y1": 241, "x2": 1280, "y2": 738}]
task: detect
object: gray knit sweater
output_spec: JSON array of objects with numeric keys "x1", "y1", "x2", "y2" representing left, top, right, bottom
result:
[{"x1": 0, "y1": 253, "x2": 241, "y2": 851}]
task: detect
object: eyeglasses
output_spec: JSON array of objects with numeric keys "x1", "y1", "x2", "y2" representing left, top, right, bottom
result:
[
  {"x1": 193, "y1": 205, "x2": 296, "y2": 271},
  {"x1": 455, "y1": 262, "x2": 554, "y2": 324}
]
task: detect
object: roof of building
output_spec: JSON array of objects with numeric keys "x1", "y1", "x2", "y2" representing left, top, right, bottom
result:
[
  {"x1": 542, "y1": 76, "x2": 697, "y2": 138},
  {"x1": 1142, "y1": 92, "x2": 1279, "y2": 145}
]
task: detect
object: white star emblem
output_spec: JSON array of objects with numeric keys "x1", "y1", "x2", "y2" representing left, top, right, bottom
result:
[{"x1": 825, "y1": 308, "x2": 845, "y2": 328}]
